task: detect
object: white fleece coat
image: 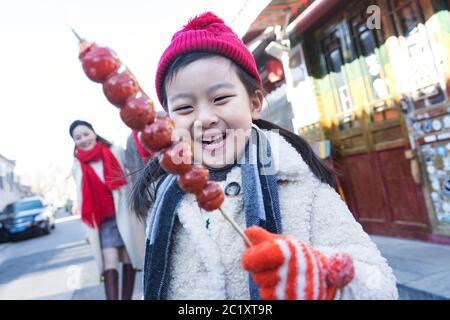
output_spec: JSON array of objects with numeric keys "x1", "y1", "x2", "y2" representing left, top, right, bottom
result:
[
  {"x1": 72, "y1": 145, "x2": 146, "y2": 282},
  {"x1": 164, "y1": 131, "x2": 398, "y2": 300}
]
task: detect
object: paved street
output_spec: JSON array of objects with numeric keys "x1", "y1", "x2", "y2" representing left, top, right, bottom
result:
[{"x1": 0, "y1": 215, "x2": 143, "y2": 300}]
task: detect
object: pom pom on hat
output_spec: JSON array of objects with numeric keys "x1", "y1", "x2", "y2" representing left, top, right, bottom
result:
[
  {"x1": 155, "y1": 11, "x2": 261, "y2": 108},
  {"x1": 183, "y1": 12, "x2": 225, "y2": 31}
]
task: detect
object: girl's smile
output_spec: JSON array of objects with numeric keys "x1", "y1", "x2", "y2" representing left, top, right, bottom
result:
[{"x1": 200, "y1": 130, "x2": 227, "y2": 152}]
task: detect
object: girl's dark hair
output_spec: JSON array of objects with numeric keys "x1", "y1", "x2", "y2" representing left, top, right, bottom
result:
[
  {"x1": 130, "y1": 157, "x2": 167, "y2": 218},
  {"x1": 254, "y1": 118, "x2": 336, "y2": 188},
  {"x1": 69, "y1": 119, "x2": 113, "y2": 156},
  {"x1": 131, "y1": 52, "x2": 335, "y2": 219}
]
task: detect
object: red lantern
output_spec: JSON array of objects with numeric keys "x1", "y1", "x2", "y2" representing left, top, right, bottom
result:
[{"x1": 266, "y1": 59, "x2": 284, "y2": 83}]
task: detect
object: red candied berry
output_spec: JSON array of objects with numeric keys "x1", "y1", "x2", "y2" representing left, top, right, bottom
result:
[
  {"x1": 178, "y1": 165, "x2": 209, "y2": 194},
  {"x1": 196, "y1": 182, "x2": 224, "y2": 211},
  {"x1": 160, "y1": 141, "x2": 193, "y2": 175},
  {"x1": 140, "y1": 116, "x2": 174, "y2": 152},
  {"x1": 103, "y1": 71, "x2": 139, "y2": 108},
  {"x1": 120, "y1": 94, "x2": 156, "y2": 131},
  {"x1": 81, "y1": 46, "x2": 120, "y2": 83}
]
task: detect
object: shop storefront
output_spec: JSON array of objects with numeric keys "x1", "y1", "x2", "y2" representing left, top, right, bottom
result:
[{"x1": 243, "y1": 0, "x2": 450, "y2": 242}]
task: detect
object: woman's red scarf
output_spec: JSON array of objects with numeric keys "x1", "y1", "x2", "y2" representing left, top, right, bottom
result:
[
  {"x1": 76, "y1": 142, "x2": 127, "y2": 228},
  {"x1": 132, "y1": 130, "x2": 154, "y2": 164}
]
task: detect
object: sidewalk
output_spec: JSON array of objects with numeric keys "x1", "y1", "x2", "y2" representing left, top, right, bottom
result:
[
  {"x1": 71, "y1": 269, "x2": 143, "y2": 300},
  {"x1": 371, "y1": 235, "x2": 450, "y2": 300}
]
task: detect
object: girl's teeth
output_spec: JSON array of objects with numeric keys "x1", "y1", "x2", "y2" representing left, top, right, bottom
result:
[{"x1": 203, "y1": 134, "x2": 224, "y2": 144}]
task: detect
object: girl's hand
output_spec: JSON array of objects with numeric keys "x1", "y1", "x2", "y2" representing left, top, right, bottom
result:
[{"x1": 241, "y1": 226, "x2": 354, "y2": 300}]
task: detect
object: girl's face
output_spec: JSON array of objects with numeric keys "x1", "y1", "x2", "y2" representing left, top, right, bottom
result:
[
  {"x1": 72, "y1": 125, "x2": 97, "y2": 151},
  {"x1": 166, "y1": 56, "x2": 263, "y2": 169}
]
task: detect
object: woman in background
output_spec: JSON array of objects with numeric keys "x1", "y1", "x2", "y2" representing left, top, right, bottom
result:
[{"x1": 70, "y1": 120, "x2": 145, "y2": 300}]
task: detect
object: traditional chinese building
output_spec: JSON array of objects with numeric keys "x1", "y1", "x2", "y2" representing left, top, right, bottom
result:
[{"x1": 243, "y1": 0, "x2": 450, "y2": 242}]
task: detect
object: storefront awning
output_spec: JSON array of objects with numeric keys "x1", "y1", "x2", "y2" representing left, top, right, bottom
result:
[
  {"x1": 243, "y1": 0, "x2": 315, "y2": 43},
  {"x1": 243, "y1": 0, "x2": 343, "y2": 44}
]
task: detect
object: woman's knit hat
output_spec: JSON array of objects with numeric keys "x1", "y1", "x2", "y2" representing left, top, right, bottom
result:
[
  {"x1": 69, "y1": 119, "x2": 95, "y2": 137},
  {"x1": 155, "y1": 12, "x2": 261, "y2": 106}
]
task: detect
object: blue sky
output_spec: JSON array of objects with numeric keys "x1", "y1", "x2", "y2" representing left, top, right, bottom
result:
[{"x1": 0, "y1": 0, "x2": 268, "y2": 183}]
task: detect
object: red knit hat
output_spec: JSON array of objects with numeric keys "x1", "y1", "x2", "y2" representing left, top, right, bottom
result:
[{"x1": 155, "y1": 12, "x2": 262, "y2": 107}]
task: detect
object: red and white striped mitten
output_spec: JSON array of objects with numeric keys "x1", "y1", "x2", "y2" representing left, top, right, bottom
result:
[{"x1": 241, "y1": 226, "x2": 355, "y2": 300}]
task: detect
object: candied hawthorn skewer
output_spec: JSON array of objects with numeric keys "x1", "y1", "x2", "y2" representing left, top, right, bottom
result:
[{"x1": 73, "y1": 28, "x2": 155, "y2": 131}]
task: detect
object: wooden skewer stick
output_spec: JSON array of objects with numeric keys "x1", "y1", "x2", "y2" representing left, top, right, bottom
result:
[
  {"x1": 69, "y1": 26, "x2": 83, "y2": 41},
  {"x1": 69, "y1": 26, "x2": 93, "y2": 55},
  {"x1": 218, "y1": 206, "x2": 252, "y2": 247}
]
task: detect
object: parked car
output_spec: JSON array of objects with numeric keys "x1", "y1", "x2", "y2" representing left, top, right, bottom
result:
[{"x1": 0, "y1": 197, "x2": 55, "y2": 242}]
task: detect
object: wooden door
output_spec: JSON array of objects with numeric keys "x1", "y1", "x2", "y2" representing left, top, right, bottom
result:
[{"x1": 338, "y1": 152, "x2": 391, "y2": 233}]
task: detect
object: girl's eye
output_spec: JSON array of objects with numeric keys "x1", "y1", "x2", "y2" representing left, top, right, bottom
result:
[
  {"x1": 174, "y1": 105, "x2": 193, "y2": 113},
  {"x1": 214, "y1": 95, "x2": 233, "y2": 103}
]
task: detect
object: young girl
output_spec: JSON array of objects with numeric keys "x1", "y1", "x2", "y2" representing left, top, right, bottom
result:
[
  {"x1": 133, "y1": 12, "x2": 398, "y2": 300},
  {"x1": 70, "y1": 120, "x2": 146, "y2": 300}
]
